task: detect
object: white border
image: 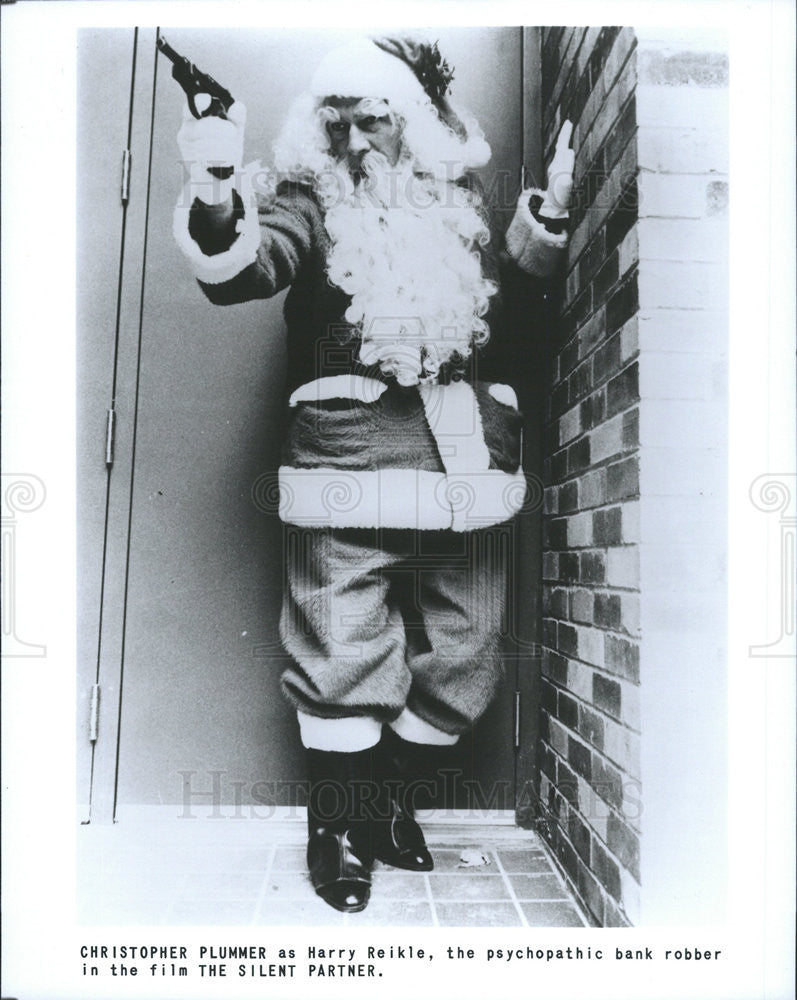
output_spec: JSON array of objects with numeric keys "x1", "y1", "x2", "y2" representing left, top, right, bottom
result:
[{"x1": 2, "y1": 2, "x2": 795, "y2": 999}]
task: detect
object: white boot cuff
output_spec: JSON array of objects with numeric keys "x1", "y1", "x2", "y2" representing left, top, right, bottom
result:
[
  {"x1": 389, "y1": 707, "x2": 460, "y2": 746},
  {"x1": 297, "y1": 712, "x2": 382, "y2": 751}
]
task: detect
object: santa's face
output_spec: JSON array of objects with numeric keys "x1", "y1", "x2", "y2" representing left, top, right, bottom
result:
[{"x1": 321, "y1": 96, "x2": 402, "y2": 177}]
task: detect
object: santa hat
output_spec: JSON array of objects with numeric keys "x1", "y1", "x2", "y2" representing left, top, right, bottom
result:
[{"x1": 311, "y1": 37, "x2": 448, "y2": 108}]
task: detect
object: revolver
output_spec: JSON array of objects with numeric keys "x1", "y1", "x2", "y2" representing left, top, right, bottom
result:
[{"x1": 157, "y1": 34, "x2": 234, "y2": 120}]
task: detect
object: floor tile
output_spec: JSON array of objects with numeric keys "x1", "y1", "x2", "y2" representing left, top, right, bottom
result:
[
  {"x1": 168, "y1": 899, "x2": 259, "y2": 925},
  {"x1": 272, "y1": 846, "x2": 307, "y2": 871},
  {"x1": 436, "y1": 902, "x2": 521, "y2": 927},
  {"x1": 179, "y1": 871, "x2": 266, "y2": 901},
  {"x1": 254, "y1": 896, "x2": 346, "y2": 926},
  {"x1": 429, "y1": 873, "x2": 510, "y2": 901},
  {"x1": 508, "y1": 873, "x2": 568, "y2": 900},
  {"x1": 78, "y1": 817, "x2": 583, "y2": 929},
  {"x1": 87, "y1": 870, "x2": 188, "y2": 898},
  {"x1": 428, "y1": 848, "x2": 494, "y2": 873},
  {"x1": 346, "y1": 899, "x2": 433, "y2": 926},
  {"x1": 78, "y1": 898, "x2": 168, "y2": 926},
  {"x1": 370, "y1": 869, "x2": 428, "y2": 897},
  {"x1": 262, "y1": 869, "x2": 318, "y2": 901},
  {"x1": 496, "y1": 849, "x2": 551, "y2": 873},
  {"x1": 520, "y1": 901, "x2": 586, "y2": 927}
]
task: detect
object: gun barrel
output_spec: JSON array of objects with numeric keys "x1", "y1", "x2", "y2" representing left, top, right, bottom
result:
[{"x1": 156, "y1": 35, "x2": 187, "y2": 68}]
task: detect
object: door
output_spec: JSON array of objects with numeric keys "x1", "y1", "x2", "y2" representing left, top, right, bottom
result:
[{"x1": 79, "y1": 27, "x2": 540, "y2": 818}]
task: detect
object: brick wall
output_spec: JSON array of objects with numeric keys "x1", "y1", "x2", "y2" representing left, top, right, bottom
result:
[
  {"x1": 530, "y1": 26, "x2": 728, "y2": 926},
  {"x1": 535, "y1": 25, "x2": 642, "y2": 928}
]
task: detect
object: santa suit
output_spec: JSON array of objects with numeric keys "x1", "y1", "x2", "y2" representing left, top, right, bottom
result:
[
  {"x1": 173, "y1": 159, "x2": 567, "y2": 755},
  {"x1": 172, "y1": 37, "x2": 569, "y2": 753}
]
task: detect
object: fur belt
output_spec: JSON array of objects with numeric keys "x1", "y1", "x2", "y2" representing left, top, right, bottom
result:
[{"x1": 279, "y1": 376, "x2": 525, "y2": 531}]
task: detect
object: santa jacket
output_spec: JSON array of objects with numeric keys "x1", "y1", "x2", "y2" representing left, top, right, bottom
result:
[{"x1": 173, "y1": 172, "x2": 566, "y2": 532}]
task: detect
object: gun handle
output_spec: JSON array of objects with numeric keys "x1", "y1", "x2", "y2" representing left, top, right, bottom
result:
[{"x1": 187, "y1": 92, "x2": 229, "y2": 120}]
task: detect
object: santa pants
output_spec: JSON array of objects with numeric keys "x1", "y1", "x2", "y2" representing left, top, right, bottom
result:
[{"x1": 279, "y1": 524, "x2": 509, "y2": 749}]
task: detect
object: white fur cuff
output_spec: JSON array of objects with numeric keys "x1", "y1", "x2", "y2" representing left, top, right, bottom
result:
[
  {"x1": 297, "y1": 712, "x2": 382, "y2": 751},
  {"x1": 390, "y1": 707, "x2": 460, "y2": 746},
  {"x1": 506, "y1": 187, "x2": 569, "y2": 277},
  {"x1": 172, "y1": 167, "x2": 261, "y2": 285}
]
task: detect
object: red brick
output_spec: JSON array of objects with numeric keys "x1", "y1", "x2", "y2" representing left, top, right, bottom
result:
[
  {"x1": 568, "y1": 735, "x2": 593, "y2": 780},
  {"x1": 558, "y1": 623, "x2": 578, "y2": 657},
  {"x1": 579, "y1": 468, "x2": 606, "y2": 508},
  {"x1": 606, "y1": 456, "x2": 640, "y2": 501},
  {"x1": 592, "y1": 331, "x2": 622, "y2": 384},
  {"x1": 593, "y1": 506, "x2": 622, "y2": 545},
  {"x1": 606, "y1": 362, "x2": 639, "y2": 417},
  {"x1": 544, "y1": 586, "x2": 568, "y2": 618},
  {"x1": 559, "y1": 552, "x2": 579, "y2": 582},
  {"x1": 622, "y1": 407, "x2": 639, "y2": 447},
  {"x1": 607, "y1": 812, "x2": 641, "y2": 880},
  {"x1": 577, "y1": 308, "x2": 608, "y2": 361},
  {"x1": 580, "y1": 550, "x2": 606, "y2": 583},
  {"x1": 606, "y1": 270, "x2": 639, "y2": 334},
  {"x1": 556, "y1": 760, "x2": 580, "y2": 805},
  {"x1": 571, "y1": 588, "x2": 594, "y2": 623},
  {"x1": 567, "y1": 807, "x2": 592, "y2": 863},
  {"x1": 541, "y1": 679, "x2": 558, "y2": 714},
  {"x1": 542, "y1": 649, "x2": 567, "y2": 688},
  {"x1": 591, "y1": 837, "x2": 621, "y2": 897},
  {"x1": 559, "y1": 480, "x2": 579, "y2": 512},
  {"x1": 568, "y1": 436, "x2": 592, "y2": 474},
  {"x1": 577, "y1": 227, "x2": 608, "y2": 288},
  {"x1": 580, "y1": 388, "x2": 606, "y2": 430},
  {"x1": 556, "y1": 826, "x2": 581, "y2": 883},
  {"x1": 545, "y1": 517, "x2": 568, "y2": 549},
  {"x1": 593, "y1": 673, "x2": 622, "y2": 718},
  {"x1": 594, "y1": 592, "x2": 622, "y2": 630},
  {"x1": 578, "y1": 704, "x2": 606, "y2": 750},
  {"x1": 576, "y1": 859, "x2": 606, "y2": 925},
  {"x1": 591, "y1": 752, "x2": 624, "y2": 811},
  {"x1": 604, "y1": 634, "x2": 640, "y2": 683},
  {"x1": 543, "y1": 552, "x2": 559, "y2": 581},
  {"x1": 558, "y1": 691, "x2": 579, "y2": 728}
]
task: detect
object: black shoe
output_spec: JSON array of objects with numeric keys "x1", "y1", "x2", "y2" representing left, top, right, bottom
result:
[
  {"x1": 373, "y1": 728, "x2": 435, "y2": 872},
  {"x1": 305, "y1": 747, "x2": 375, "y2": 913}
]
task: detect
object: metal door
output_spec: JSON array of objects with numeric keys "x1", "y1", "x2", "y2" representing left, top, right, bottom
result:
[{"x1": 79, "y1": 26, "x2": 539, "y2": 818}]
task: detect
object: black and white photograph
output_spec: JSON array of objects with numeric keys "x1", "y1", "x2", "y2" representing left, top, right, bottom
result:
[{"x1": 1, "y1": 2, "x2": 794, "y2": 999}]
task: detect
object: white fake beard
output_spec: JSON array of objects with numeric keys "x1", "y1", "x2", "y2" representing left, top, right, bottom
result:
[{"x1": 320, "y1": 151, "x2": 497, "y2": 387}]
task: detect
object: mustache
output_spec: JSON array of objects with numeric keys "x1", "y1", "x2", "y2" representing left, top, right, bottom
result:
[{"x1": 347, "y1": 148, "x2": 391, "y2": 182}]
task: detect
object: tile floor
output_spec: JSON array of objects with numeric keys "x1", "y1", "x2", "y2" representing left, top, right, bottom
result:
[{"x1": 78, "y1": 812, "x2": 587, "y2": 927}]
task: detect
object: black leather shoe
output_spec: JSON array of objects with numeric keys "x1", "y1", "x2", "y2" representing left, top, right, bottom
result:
[
  {"x1": 305, "y1": 747, "x2": 375, "y2": 913},
  {"x1": 373, "y1": 728, "x2": 436, "y2": 872},
  {"x1": 374, "y1": 794, "x2": 434, "y2": 871},
  {"x1": 307, "y1": 827, "x2": 371, "y2": 912}
]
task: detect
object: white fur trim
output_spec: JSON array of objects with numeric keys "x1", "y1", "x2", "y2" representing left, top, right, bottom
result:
[
  {"x1": 389, "y1": 707, "x2": 460, "y2": 746},
  {"x1": 289, "y1": 375, "x2": 388, "y2": 407},
  {"x1": 418, "y1": 381, "x2": 490, "y2": 475},
  {"x1": 297, "y1": 711, "x2": 382, "y2": 751},
  {"x1": 311, "y1": 39, "x2": 427, "y2": 105},
  {"x1": 172, "y1": 162, "x2": 262, "y2": 285},
  {"x1": 505, "y1": 187, "x2": 569, "y2": 277},
  {"x1": 488, "y1": 383, "x2": 518, "y2": 409},
  {"x1": 278, "y1": 466, "x2": 527, "y2": 531}
]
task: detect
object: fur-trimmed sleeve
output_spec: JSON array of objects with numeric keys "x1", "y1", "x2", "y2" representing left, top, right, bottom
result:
[
  {"x1": 505, "y1": 189, "x2": 569, "y2": 278},
  {"x1": 173, "y1": 170, "x2": 324, "y2": 305}
]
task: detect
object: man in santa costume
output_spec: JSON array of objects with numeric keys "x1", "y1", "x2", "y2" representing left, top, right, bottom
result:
[{"x1": 174, "y1": 35, "x2": 573, "y2": 913}]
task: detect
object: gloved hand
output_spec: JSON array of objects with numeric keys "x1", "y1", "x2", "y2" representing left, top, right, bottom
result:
[
  {"x1": 176, "y1": 99, "x2": 246, "y2": 204},
  {"x1": 539, "y1": 119, "x2": 574, "y2": 219}
]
